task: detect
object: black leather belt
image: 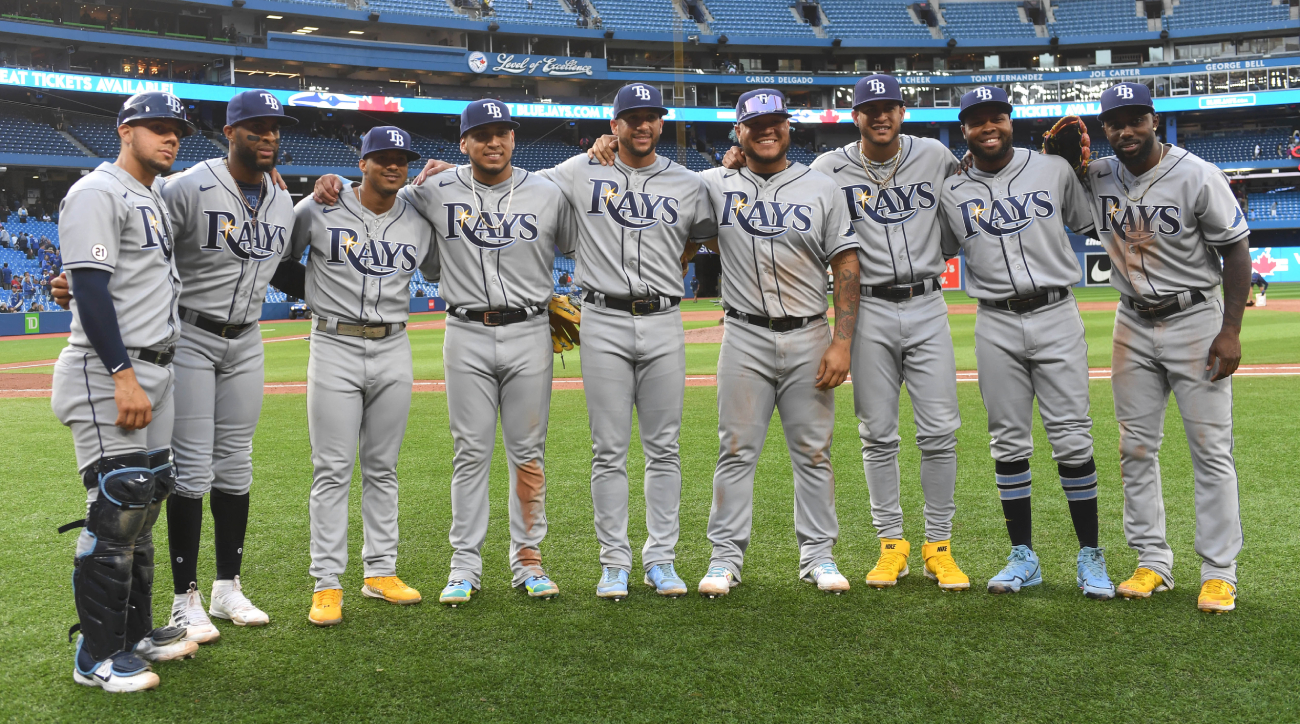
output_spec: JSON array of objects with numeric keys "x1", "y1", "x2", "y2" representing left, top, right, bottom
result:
[
  {"x1": 314, "y1": 318, "x2": 404, "y2": 338},
  {"x1": 980, "y1": 287, "x2": 1071, "y2": 314},
  {"x1": 448, "y1": 305, "x2": 532, "y2": 326},
  {"x1": 1123, "y1": 290, "x2": 1207, "y2": 320},
  {"x1": 583, "y1": 291, "x2": 679, "y2": 315},
  {"x1": 130, "y1": 346, "x2": 175, "y2": 366},
  {"x1": 725, "y1": 309, "x2": 824, "y2": 333},
  {"x1": 862, "y1": 278, "x2": 940, "y2": 302},
  {"x1": 179, "y1": 306, "x2": 256, "y2": 339}
]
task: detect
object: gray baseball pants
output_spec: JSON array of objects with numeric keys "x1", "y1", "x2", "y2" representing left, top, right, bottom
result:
[
  {"x1": 171, "y1": 321, "x2": 265, "y2": 498},
  {"x1": 581, "y1": 304, "x2": 686, "y2": 574},
  {"x1": 851, "y1": 291, "x2": 961, "y2": 543},
  {"x1": 307, "y1": 324, "x2": 412, "y2": 592},
  {"x1": 444, "y1": 314, "x2": 553, "y2": 588},
  {"x1": 707, "y1": 317, "x2": 839, "y2": 582},
  {"x1": 1112, "y1": 297, "x2": 1241, "y2": 587}
]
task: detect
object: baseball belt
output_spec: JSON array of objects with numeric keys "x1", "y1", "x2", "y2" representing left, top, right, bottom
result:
[
  {"x1": 179, "y1": 305, "x2": 256, "y2": 339},
  {"x1": 582, "y1": 291, "x2": 680, "y2": 315},
  {"x1": 725, "y1": 309, "x2": 825, "y2": 333},
  {"x1": 129, "y1": 345, "x2": 176, "y2": 366},
  {"x1": 861, "y1": 277, "x2": 942, "y2": 302},
  {"x1": 314, "y1": 318, "x2": 404, "y2": 338},
  {"x1": 448, "y1": 305, "x2": 535, "y2": 326},
  {"x1": 979, "y1": 287, "x2": 1072, "y2": 314},
  {"x1": 1122, "y1": 290, "x2": 1207, "y2": 320}
]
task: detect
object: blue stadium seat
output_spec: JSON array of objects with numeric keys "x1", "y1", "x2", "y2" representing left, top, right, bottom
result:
[
  {"x1": 1164, "y1": 0, "x2": 1290, "y2": 29},
  {"x1": 0, "y1": 111, "x2": 88, "y2": 157},
  {"x1": 819, "y1": 0, "x2": 931, "y2": 39},
  {"x1": 942, "y1": 2, "x2": 1036, "y2": 38},
  {"x1": 1050, "y1": 0, "x2": 1148, "y2": 37},
  {"x1": 703, "y1": 0, "x2": 817, "y2": 37}
]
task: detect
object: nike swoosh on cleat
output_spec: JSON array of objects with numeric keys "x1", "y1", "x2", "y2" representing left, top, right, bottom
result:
[
  {"x1": 439, "y1": 179, "x2": 456, "y2": 187},
  {"x1": 322, "y1": 207, "x2": 340, "y2": 214},
  {"x1": 199, "y1": 184, "x2": 216, "y2": 191},
  {"x1": 833, "y1": 164, "x2": 848, "y2": 173}
]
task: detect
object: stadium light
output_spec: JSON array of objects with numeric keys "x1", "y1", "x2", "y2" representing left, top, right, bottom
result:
[
  {"x1": 266, "y1": 15, "x2": 283, "y2": 19},
  {"x1": 349, "y1": 30, "x2": 365, "y2": 34}
]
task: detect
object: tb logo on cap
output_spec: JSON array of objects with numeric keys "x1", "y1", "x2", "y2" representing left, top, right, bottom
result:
[
  {"x1": 260, "y1": 93, "x2": 280, "y2": 110},
  {"x1": 166, "y1": 95, "x2": 184, "y2": 114},
  {"x1": 1116, "y1": 85, "x2": 1134, "y2": 99},
  {"x1": 387, "y1": 130, "x2": 405, "y2": 147},
  {"x1": 868, "y1": 79, "x2": 886, "y2": 95},
  {"x1": 634, "y1": 85, "x2": 652, "y2": 100},
  {"x1": 485, "y1": 103, "x2": 503, "y2": 119},
  {"x1": 975, "y1": 87, "x2": 993, "y2": 101}
]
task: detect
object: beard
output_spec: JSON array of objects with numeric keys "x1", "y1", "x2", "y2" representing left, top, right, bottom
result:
[
  {"x1": 744, "y1": 136, "x2": 789, "y2": 164},
  {"x1": 133, "y1": 145, "x2": 174, "y2": 175},
  {"x1": 968, "y1": 132, "x2": 1012, "y2": 164},
  {"x1": 234, "y1": 137, "x2": 277, "y2": 172},
  {"x1": 622, "y1": 133, "x2": 658, "y2": 158},
  {"x1": 1115, "y1": 132, "x2": 1156, "y2": 163}
]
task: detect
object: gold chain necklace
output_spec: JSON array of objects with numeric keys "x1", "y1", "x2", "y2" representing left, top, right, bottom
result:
[
  {"x1": 223, "y1": 158, "x2": 264, "y2": 219},
  {"x1": 857, "y1": 138, "x2": 902, "y2": 188},
  {"x1": 1119, "y1": 144, "x2": 1168, "y2": 204}
]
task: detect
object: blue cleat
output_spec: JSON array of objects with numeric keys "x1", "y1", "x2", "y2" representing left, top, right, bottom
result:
[
  {"x1": 987, "y1": 545, "x2": 1042, "y2": 594},
  {"x1": 521, "y1": 574, "x2": 559, "y2": 599},
  {"x1": 644, "y1": 563, "x2": 688, "y2": 597},
  {"x1": 439, "y1": 579, "x2": 477, "y2": 606},
  {"x1": 1077, "y1": 547, "x2": 1116, "y2": 600},
  {"x1": 596, "y1": 567, "x2": 629, "y2": 600}
]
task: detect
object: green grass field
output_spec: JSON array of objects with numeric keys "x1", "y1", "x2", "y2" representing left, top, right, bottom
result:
[{"x1": 3, "y1": 286, "x2": 1299, "y2": 721}]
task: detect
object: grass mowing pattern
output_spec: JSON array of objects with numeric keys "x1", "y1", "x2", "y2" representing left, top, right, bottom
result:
[{"x1": 3, "y1": 378, "x2": 1298, "y2": 721}]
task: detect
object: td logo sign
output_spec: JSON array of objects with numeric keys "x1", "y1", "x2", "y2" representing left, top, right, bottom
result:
[{"x1": 24, "y1": 312, "x2": 39, "y2": 334}]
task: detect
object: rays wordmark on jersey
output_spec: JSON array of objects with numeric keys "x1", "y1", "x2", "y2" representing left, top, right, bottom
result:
[
  {"x1": 842, "y1": 182, "x2": 937, "y2": 226},
  {"x1": 719, "y1": 192, "x2": 813, "y2": 239},
  {"x1": 956, "y1": 191, "x2": 1056, "y2": 239},
  {"x1": 201, "y1": 210, "x2": 288, "y2": 261},
  {"x1": 326, "y1": 227, "x2": 420, "y2": 277},
  {"x1": 137, "y1": 205, "x2": 173, "y2": 257},
  {"x1": 1097, "y1": 196, "x2": 1183, "y2": 241},
  {"x1": 586, "y1": 179, "x2": 680, "y2": 230},
  {"x1": 443, "y1": 203, "x2": 540, "y2": 250}
]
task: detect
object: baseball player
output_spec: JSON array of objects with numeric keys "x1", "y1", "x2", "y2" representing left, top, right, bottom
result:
[
  {"x1": 291, "y1": 126, "x2": 437, "y2": 626},
  {"x1": 159, "y1": 90, "x2": 297, "y2": 638},
  {"x1": 938, "y1": 86, "x2": 1115, "y2": 599},
  {"x1": 1247, "y1": 271, "x2": 1267, "y2": 306},
  {"x1": 695, "y1": 89, "x2": 860, "y2": 597},
  {"x1": 1087, "y1": 82, "x2": 1250, "y2": 612},
  {"x1": 51, "y1": 92, "x2": 199, "y2": 692},
  {"x1": 411, "y1": 84, "x2": 716, "y2": 600}
]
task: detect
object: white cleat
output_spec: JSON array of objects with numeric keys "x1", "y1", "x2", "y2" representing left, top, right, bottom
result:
[
  {"x1": 171, "y1": 583, "x2": 221, "y2": 644},
  {"x1": 73, "y1": 647, "x2": 159, "y2": 693},
  {"x1": 134, "y1": 626, "x2": 199, "y2": 662},
  {"x1": 698, "y1": 565, "x2": 737, "y2": 598},
  {"x1": 805, "y1": 561, "x2": 851, "y2": 594},
  {"x1": 209, "y1": 576, "x2": 270, "y2": 627}
]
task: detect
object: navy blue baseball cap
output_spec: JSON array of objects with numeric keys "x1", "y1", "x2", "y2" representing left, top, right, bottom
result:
[
  {"x1": 735, "y1": 89, "x2": 791, "y2": 124},
  {"x1": 460, "y1": 99, "x2": 519, "y2": 137},
  {"x1": 118, "y1": 91, "x2": 197, "y2": 136},
  {"x1": 360, "y1": 126, "x2": 420, "y2": 162},
  {"x1": 225, "y1": 89, "x2": 297, "y2": 127},
  {"x1": 1098, "y1": 82, "x2": 1155, "y2": 123},
  {"x1": 853, "y1": 74, "x2": 903, "y2": 108},
  {"x1": 612, "y1": 83, "x2": 668, "y2": 119},
  {"x1": 958, "y1": 85, "x2": 1013, "y2": 123}
]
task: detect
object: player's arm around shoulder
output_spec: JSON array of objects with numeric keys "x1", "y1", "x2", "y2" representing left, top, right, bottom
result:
[{"x1": 935, "y1": 170, "x2": 967, "y2": 259}]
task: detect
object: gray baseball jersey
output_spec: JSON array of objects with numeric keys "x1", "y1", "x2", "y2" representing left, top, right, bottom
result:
[
  {"x1": 700, "y1": 163, "x2": 857, "y2": 318},
  {"x1": 163, "y1": 158, "x2": 295, "y2": 324},
  {"x1": 289, "y1": 189, "x2": 437, "y2": 324},
  {"x1": 811, "y1": 135, "x2": 957, "y2": 286},
  {"x1": 59, "y1": 162, "x2": 181, "y2": 351},
  {"x1": 400, "y1": 166, "x2": 575, "y2": 309},
  {"x1": 538, "y1": 154, "x2": 716, "y2": 299},
  {"x1": 940, "y1": 148, "x2": 1095, "y2": 300},
  {"x1": 1086, "y1": 146, "x2": 1248, "y2": 303}
]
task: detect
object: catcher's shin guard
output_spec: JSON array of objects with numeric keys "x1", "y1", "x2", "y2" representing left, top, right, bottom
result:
[
  {"x1": 126, "y1": 449, "x2": 176, "y2": 648},
  {"x1": 70, "y1": 453, "x2": 156, "y2": 662}
]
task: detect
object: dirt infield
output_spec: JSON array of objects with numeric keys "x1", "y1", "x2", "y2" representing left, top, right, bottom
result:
[{"x1": 0, "y1": 373, "x2": 54, "y2": 397}]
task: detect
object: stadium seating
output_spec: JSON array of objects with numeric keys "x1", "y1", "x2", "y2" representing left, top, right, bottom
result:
[
  {"x1": 362, "y1": 0, "x2": 461, "y2": 19},
  {"x1": 279, "y1": 129, "x2": 361, "y2": 167},
  {"x1": 485, "y1": 0, "x2": 579, "y2": 27},
  {"x1": 1181, "y1": 128, "x2": 1292, "y2": 164},
  {"x1": 1164, "y1": 0, "x2": 1290, "y2": 29},
  {"x1": 70, "y1": 118, "x2": 224, "y2": 162},
  {"x1": 703, "y1": 0, "x2": 817, "y2": 37},
  {"x1": 818, "y1": 0, "x2": 932, "y2": 39},
  {"x1": 591, "y1": 0, "x2": 690, "y2": 34},
  {"x1": 1050, "y1": 0, "x2": 1148, "y2": 37},
  {"x1": 942, "y1": 2, "x2": 1036, "y2": 38},
  {"x1": 1247, "y1": 189, "x2": 1300, "y2": 221},
  {"x1": 0, "y1": 112, "x2": 87, "y2": 157}
]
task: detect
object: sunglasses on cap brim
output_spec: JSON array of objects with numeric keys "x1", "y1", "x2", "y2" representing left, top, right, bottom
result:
[{"x1": 740, "y1": 95, "x2": 789, "y2": 118}]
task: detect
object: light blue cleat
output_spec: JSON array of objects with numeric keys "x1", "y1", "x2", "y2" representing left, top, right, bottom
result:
[
  {"x1": 644, "y1": 563, "x2": 688, "y2": 597},
  {"x1": 596, "y1": 567, "x2": 629, "y2": 600},
  {"x1": 439, "y1": 579, "x2": 477, "y2": 606},
  {"x1": 987, "y1": 545, "x2": 1043, "y2": 594},
  {"x1": 1077, "y1": 547, "x2": 1116, "y2": 600},
  {"x1": 521, "y1": 574, "x2": 559, "y2": 599}
]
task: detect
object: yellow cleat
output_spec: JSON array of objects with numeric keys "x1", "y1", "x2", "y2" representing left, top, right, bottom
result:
[
  {"x1": 1198, "y1": 579, "x2": 1236, "y2": 613},
  {"x1": 1117, "y1": 567, "x2": 1171, "y2": 599},
  {"x1": 309, "y1": 589, "x2": 343, "y2": 627},
  {"x1": 922, "y1": 540, "x2": 970, "y2": 591},
  {"x1": 362, "y1": 576, "x2": 423, "y2": 605},
  {"x1": 866, "y1": 538, "x2": 910, "y2": 588}
]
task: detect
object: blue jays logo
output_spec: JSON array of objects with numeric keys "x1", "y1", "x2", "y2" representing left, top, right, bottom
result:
[
  {"x1": 1097, "y1": 196, "x2": 1183, "y2": 241},
  {"x1": 842, "y1": 182, "x2": 936, "y2": 226},
  {"x1": 136, "y1": 205, "x2": 172, "y2": 258},
  {"x1": 201, "y1": 210, "x2": 286, "y2": 261},
  {"x1": 587, "y1": 180, "x2": 680, "y2": 230},
  {"x1": 956, "y1": 191, "x2": 1055, "y2": 239},
  {"x1": 325, "y1": 228, "x2": 419, "y2": 277},
  {"x1": 444, "y1": 203, "x2": 539, "y2": 250},
  {"x1": 719, "y1": 191, "x2": 813, "y2": 239}
]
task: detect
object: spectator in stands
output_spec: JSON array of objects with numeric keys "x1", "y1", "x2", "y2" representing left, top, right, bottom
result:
[
  {"x1": 29, "y1": 299, "x2": 44, "y2": 313},
  {"x1": 0, "y1": 299, "x2": 9, "y2": 314},
  {"x1": 21, "y1": 273, "x2": 34, "y2": 303},
  {"x1": 527, "y1": 0, "x2": 533, "y2": 8},
  {"x1": 9, "y1": 274, "x2": 18, "y2": 294},
  {"x1": 16, "y1": 206, "x2": 27, "y2": 223},
  {"x1": 0, "y1": 223, "x2": 8, "y2": 249},
  {"x1": 1254, "y1": 143, "x2": 1261, "y2": 159},
  {"x1": 1, "y1": 263, "x2": 9, "y2": 289},
  {"x1": 281, "y1": 149, "x2": 293, "y2": 165},
  {"x1": 15, "y1": 232, "x2": 27, "y2": 254},
  {"x1": 1273, "y1": 202, "x2": 1279, "y2": 218},
  {"x1": 7, "y1": 289, "x2": 20, "y2": 311},
  {"x1": 40, "y1": 211, "x2": 50, "y2": 222}
]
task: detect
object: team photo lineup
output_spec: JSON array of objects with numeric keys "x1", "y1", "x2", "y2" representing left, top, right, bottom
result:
[{"x1": 1, "y1": 1, "x2": 1297, "y2": 718}]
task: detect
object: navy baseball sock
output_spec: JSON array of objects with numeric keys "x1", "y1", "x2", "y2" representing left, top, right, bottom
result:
[
  {"x1": 995, "y1": 459, "x2": 1033, "y2": 549},
  {"x1": 1060, "y1": 459, "x2": 1100, "y2": 549},
  {"x1": 210, "y1": 490, "x2": 250, "y2": 580},
  {"x1": 167, "y1": 494, "x2": 204, "y2": 595}
]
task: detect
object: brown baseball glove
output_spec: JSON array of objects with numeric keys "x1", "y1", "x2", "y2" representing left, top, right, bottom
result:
[{"x1": 1041, "y1": 115, "x2": 1091, "y2": 178}]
